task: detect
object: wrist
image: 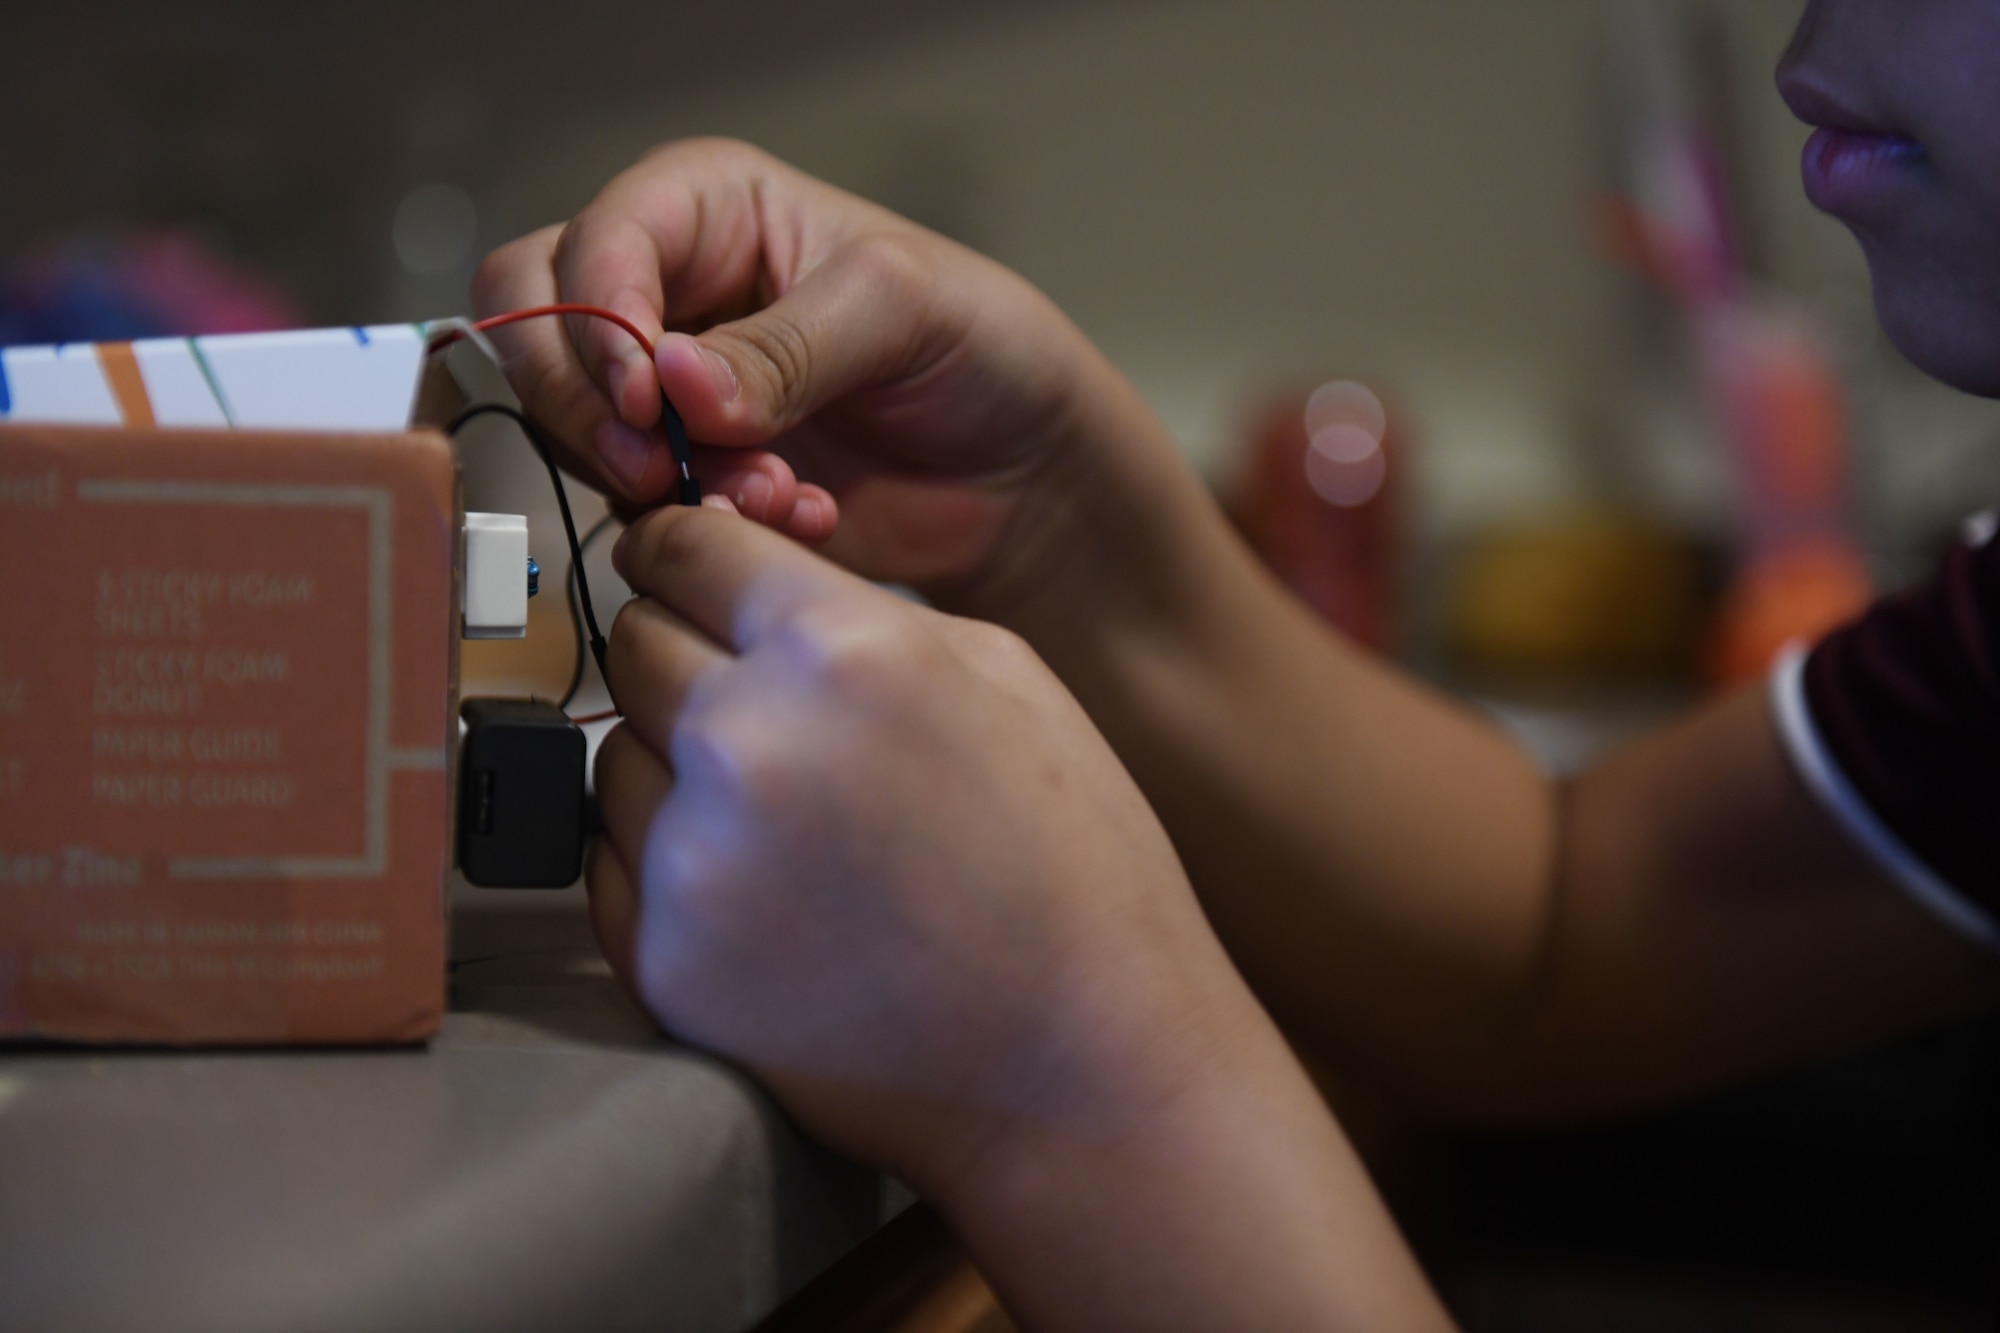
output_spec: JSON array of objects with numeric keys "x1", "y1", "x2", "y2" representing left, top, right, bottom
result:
[
  {"x1": 918, "y1": 976, "x2": 1268, "y2": 1248},
  {"x1": 920, "y1": 980, "x2": 1449, "y2": 1331},
  {"x1": 929, "y1": 355, "x2": 1238, "y2": 672}
]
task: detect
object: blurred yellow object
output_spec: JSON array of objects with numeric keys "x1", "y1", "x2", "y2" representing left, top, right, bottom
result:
[{"x1": 1447, "y1": 510, "x2": 1704, "y2": 685}]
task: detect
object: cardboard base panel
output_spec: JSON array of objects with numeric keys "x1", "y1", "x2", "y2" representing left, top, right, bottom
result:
[{"x1": 0, "y1": 425, "x2": 458, "y2": 1044}]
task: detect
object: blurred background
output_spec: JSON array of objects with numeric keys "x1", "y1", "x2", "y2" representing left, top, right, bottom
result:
[{"x1": 7, "y1": 0, "x2": 1999, "y2": 1326}]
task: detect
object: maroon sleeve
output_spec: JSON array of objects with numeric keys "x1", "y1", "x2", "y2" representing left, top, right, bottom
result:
[{"x1": 1802, "y1": 522, "x2": 2000, "y2": 920}]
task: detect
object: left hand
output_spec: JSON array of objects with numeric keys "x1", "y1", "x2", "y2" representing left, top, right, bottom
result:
[{"x1": 471, "y1": 139, "x2": 1179, "y2": 606}]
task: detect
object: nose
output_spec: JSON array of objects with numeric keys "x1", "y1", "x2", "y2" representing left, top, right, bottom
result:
[{"x1": 1779, "y1": 0, "x2": 1827, "y2": 77}]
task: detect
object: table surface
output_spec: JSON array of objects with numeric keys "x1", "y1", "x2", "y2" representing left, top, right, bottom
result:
[{"x1": 0, "y1": 884, "x2": 890, "y2": 1333}]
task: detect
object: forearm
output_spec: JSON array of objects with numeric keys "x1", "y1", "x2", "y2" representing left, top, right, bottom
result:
[{"x1": 946, "y1": 384, "x2": 1562, "y2": 1097}]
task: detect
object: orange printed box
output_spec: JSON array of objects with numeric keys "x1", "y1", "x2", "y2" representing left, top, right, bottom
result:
[{"x1": 0, "y1": 425, "x2": 459, "y2": 1045}]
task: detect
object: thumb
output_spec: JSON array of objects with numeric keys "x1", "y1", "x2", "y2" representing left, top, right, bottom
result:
[{"x1": 654, "y1": 236, "x2": 949, "y2": 448}]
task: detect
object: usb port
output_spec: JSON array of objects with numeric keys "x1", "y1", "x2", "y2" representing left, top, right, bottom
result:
[{"x1": 473, "y1": 769, "x2": 496, "y2": 837}]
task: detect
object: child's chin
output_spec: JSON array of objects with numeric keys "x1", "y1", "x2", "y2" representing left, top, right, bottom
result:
[{"x1": 1871, "y1": 270, "x2": 2000, "y2": 399}]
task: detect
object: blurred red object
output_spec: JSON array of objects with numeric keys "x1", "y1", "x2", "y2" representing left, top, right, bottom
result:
[{"x1": 1226, "y1": 381, "x2": 1406, "y2": 654}]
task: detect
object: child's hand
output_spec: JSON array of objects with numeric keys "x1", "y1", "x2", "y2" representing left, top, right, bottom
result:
[
  {"x1": 585, "y1": 502, "x2": 1453, "y2": 1330},
  {"x1": 586, "y1": 500, "x2": 1247, "y2": 1196},
  {"x1": 474, "y1": 138, "x2": 1161, "y2": 607}
]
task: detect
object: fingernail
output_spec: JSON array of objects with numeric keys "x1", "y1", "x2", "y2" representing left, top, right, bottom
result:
[
  {"x1": 702, "y1": 493, "x2": 739, "y2": 515},
  {"x1": 605, "y1": 359, "x2": 628, "y2": 410},
  {"x1": 597, "y1": 420, "x2": 655, "y2": 494},
  {"x1": 612, "y1": 525, "x2": 635, "y2": 568},
  {"x1": 699, "y1": 346, "x2": 741, "y2": 404},
  {"x1": 733, "y1": 471, "x2": 775, "y2": 520},
  {"x1": 623, "y1": 353, "x2": 661, "y2": 422}
]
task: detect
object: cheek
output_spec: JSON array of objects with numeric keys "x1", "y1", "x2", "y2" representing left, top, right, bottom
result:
[{"x1": 1901, "y1": 11, "x2": 2000, "y2": 237}]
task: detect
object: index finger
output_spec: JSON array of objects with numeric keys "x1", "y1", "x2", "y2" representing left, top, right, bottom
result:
[
  {"x1": 548, "y1": 212, "x2": 671, "y2": 431},
  {"x1": 549, "y1": 141, "x2": 787, "y2": 428},
  {"x1": 612, "y1": 505, "x2": 872, "y2": 653},
  {"x1": 471, "y1": 225, "x2": 658, "y2": 499}
]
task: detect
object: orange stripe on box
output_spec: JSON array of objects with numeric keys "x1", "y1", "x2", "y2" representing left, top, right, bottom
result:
[{"x1": 97, "y1": 343, "x2": 156, "y2": 428}]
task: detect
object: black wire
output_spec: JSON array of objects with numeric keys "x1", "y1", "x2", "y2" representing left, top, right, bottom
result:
[
  {"x1": 661, "y1": 400, "x2": 704, "y2": 507},
  {"x1": 446, "y1": 400, "x2": 702, "y2": 718},
  {"x1": 446, "y1": 403, "x2": 616, "y2": 694},
  {"x1": 563, "y1": 515, "x2": 620, "y2": 709}
]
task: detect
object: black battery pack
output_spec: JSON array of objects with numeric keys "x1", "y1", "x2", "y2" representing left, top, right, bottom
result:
[{"x1": 458, "y1": 699, "x2": 587, "y2": 889}]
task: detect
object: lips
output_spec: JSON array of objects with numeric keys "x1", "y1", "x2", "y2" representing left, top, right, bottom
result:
[
  {"x1": 1801, "y1": 127, "x2": 1926, "y2": 214},
  {"x1": 1779, "y1": 70, "x2": 1926, "y2": 216}
]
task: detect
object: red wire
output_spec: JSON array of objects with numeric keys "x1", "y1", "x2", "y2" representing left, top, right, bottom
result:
[
  {"x1": 433, "y1": 303, "x2": 658, "y2": 360},
  {"x1": 569, "y1": 709, "x2": 620, "y2": 726}
]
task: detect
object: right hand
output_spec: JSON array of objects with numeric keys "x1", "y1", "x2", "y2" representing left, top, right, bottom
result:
[
  {"x1": 473, "y1": 138, "x2": 1168, "y2": 604},
  {"x1": 586, "y1": 502, "x2": 1252, "y2": 1203},
  {"x1": 585, "y1": 504, "x2": 1453, "y2": 1331}
]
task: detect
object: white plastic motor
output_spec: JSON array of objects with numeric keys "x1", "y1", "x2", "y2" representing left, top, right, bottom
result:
[{"x1": 462, "y1": 512, "x2": 531, "y2": 640}]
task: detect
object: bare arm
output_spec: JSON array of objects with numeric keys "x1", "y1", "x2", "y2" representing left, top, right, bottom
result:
[{"x1": 953, "y1": 389, "x2": 2000, "y2": 1125}]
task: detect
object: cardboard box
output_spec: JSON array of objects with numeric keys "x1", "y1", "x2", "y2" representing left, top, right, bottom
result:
[{"x1": 0, "y1": 323, "x2": 510, "y2": 1044}]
